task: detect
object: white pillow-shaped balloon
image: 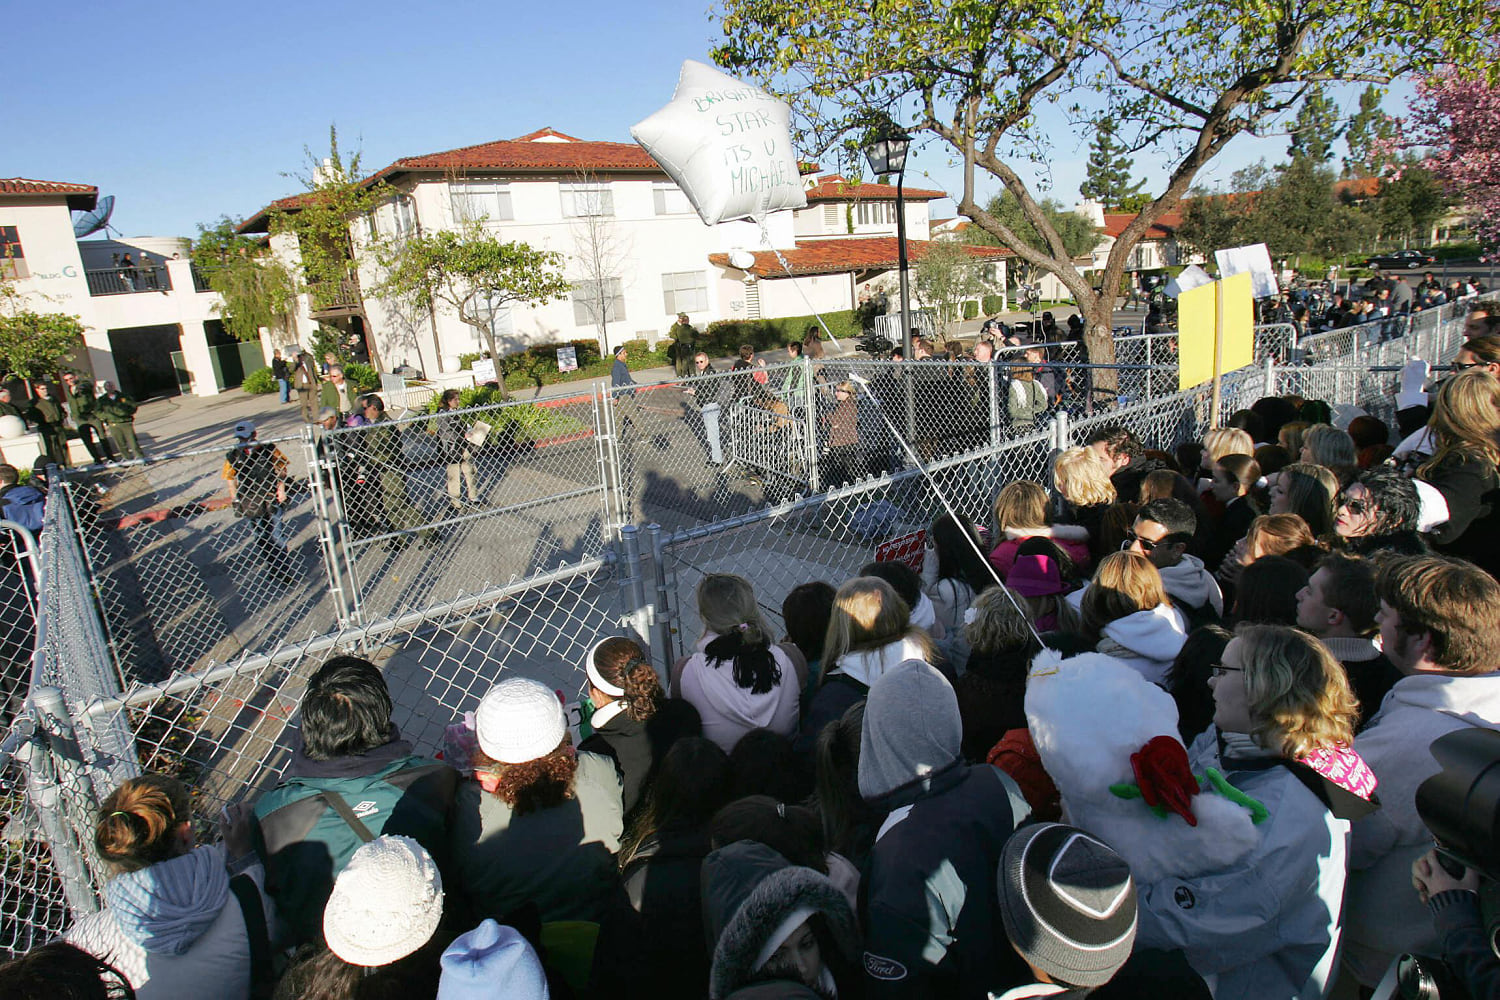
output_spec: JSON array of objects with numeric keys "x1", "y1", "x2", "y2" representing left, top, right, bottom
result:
[
  {"x1": 0, "y1": 415, "x2": 25, "y2": 441},
  {"x1": 632, "y1": 60, "x2": 808, "y2": 227}
]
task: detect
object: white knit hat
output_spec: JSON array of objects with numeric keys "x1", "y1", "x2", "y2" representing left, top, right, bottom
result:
[
  {"x1": 323, "y1": 835, "x2": 444, "y2": 967},
  {"x1": 475, "y1": 677, "x2": 567, "y2": 764}
]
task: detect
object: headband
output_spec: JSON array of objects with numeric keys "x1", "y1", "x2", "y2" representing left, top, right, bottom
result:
[{"x1": 584, "y1": 638, "x2": 625, "y2": 698}]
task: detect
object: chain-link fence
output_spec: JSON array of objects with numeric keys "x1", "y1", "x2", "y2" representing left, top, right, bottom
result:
[{"x1": 319, "y1": 391, "x2": 613, "y2": 624}]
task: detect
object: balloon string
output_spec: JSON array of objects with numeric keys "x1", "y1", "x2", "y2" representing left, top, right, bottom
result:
[
  {"x1": 754, "y1": 214, "x2": 843, "y2": 353},
  {"x1": 842, "y1": 367, "x2": 1052, "y2": 651}
]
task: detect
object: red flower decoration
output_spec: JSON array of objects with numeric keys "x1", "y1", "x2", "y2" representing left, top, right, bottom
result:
[{"x1": 1131, "y1": 735, "x2": 1200, "y2": 827}]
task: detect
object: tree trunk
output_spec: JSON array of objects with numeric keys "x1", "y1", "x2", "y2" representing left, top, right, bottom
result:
[{"x1": 1081, "y1": 292, "x2": 1119, "y2": 402}]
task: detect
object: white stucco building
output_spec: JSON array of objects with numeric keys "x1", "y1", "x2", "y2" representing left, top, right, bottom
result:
[
  {"x1": 239, "y1": 129, "x2": 1010, "y2": 374},
  {"x1": 0, "y1": 178, "x2": 246, "y2": 399}
]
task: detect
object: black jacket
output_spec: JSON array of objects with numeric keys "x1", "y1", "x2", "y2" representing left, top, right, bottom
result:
[
  {"x1": 862, "y1": 763, "x2": 1033, "y2": 1000},
  {"x1": 1422, "y1": 452, "x2": 1500, "y2": 578},
  {"x1": 579, "y1": 709, "x2": 655, "y2": 816}
]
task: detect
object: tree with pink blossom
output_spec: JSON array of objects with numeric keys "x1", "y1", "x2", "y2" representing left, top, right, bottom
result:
[{"x1": 1414, "y1": 67, "x2": 1500, "y2": 245}]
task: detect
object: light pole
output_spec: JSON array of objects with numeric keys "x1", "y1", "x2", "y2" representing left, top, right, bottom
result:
[{"x1": 863, "y1": 127, "x2": 913, "y2": 360}]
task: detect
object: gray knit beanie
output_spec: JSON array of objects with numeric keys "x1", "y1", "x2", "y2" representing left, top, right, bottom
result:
[{"x1": 857, "y1": 659, "x2": 962, "y2": 802}]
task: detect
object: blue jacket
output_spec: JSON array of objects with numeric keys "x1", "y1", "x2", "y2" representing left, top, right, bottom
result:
[
  {"x1": 1135, "y1": 746, "x2": 1350, "y2": 1000},
  {"x1": 861, "y1": 762, "x2": 1032, "y2": 999},
  {"x1": 0, "y1": 484, "x2": 45, "y2": 533}
]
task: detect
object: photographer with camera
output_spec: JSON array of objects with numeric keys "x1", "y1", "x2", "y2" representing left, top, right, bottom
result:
[
  {"x1": 1410, "y1": 846, "x2": 1500, "y2": 999},
  {"x1": 1343, "y1": 556, "x2": 1500, "y2": 987}
]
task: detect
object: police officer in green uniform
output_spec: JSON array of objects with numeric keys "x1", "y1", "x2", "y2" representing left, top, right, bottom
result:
[
  {"x1": 60, "y1": 372, "x2": 114, "y2": 464},
  {"x1": 669, "y1": 312, "x2": 698, "y2": 378},
  {"x1": 358, "y1": 394, "x2": 443, "y2": 552},
  {"x1": 97, "y1": 382, "x2": 144, "y2": 461},
  {"x1": 25, "y1": 382, "x2": 69, "y2": 467},
  {"x1": 319, "y1": 366, "x2": 358, "y2": 419}
]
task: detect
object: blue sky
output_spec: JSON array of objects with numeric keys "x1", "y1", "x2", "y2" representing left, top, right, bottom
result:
[{"x1": 7, "y1": 0, "x2": 1405, "y2": 239}]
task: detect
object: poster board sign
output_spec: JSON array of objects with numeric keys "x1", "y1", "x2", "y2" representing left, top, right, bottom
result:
[
  {"x1": 874, "y1": 529, "x2": 926, "y2": 574},
  {"x1": 1214, "y1": 243, "x2": 1279, "y2": 299},
  {"x1": 557, "y1": 346, "x2": 578, "y2": 372},
  {"x1": 464, "y1": 420, "x2": 492, "y2": 448},
  {"x1": 1178, "y1": 272, "x2": 1254, "y2": 392},
  {"x1": 471, "y1": 358, "x2": 497, "y2": 384}
]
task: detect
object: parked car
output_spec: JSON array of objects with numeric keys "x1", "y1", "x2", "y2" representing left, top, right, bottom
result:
[{"x1": 1365, "y1": 249, "x2": 1437, "y2": 269}]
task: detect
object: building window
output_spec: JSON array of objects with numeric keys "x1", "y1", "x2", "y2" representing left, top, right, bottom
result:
[
  {"x1": 572, "y1": 278, "x2": 626, "y2": 326},
  {"x1": 450, "y1": 180, "x2": 514, "y2": 224},
  {"x1": 653, "y1": 182, "x2": 693, "y2": 216},
  {"x1": 562, "y1": 181, "x2": 614, "y2": 218},
  {"x1": 362, "y1": 211, "x2": 379, "y2": 240},
  {"x1": 392, "y1": 196, "x2": 417, "y2": 237},
  {"x1": 0, "y1": 227, "x2": 25, "y2": 279},
  {"x1": 661, "y1": 271, "x2": 708, "y2": 315},
  {"x1": 856, "y1": 201, "x2": 895, "y2": 226}
]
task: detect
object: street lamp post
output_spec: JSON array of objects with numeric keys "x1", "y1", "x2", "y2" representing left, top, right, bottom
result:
[
  {"x1": 864, "y1": 127, "x2": 917, "y2": 447},
  {"x1": 863, "y1": 128, "x2": 914, "y2": 360}
]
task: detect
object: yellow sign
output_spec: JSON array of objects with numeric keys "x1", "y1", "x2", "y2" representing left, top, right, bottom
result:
[{"x1": 1177, "y1": 271, "x2": 1254, "y2": 392}]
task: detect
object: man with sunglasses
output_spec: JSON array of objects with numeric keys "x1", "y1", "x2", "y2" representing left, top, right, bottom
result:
[
  {"x1": 1067, "y1": 499, "x2": 1224, "y2": 629},
  {"x1": 1340, "y1": 556, "x2": 1500, "y2": 986}
]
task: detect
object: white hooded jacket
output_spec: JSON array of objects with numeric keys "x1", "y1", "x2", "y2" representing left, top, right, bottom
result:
[
  {"x1": 1094, "y1": 603, "x2": 1188, "y2": 687},
  {"x1": 1343, "y1": 670, "x2": 1500, "y2": 983},
  {"x1": 1157, "y1": 555, "x2": 1224, "y2": 618}
]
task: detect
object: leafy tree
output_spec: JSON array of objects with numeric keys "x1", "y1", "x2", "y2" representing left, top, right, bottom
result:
[
  {"x1": 714, "y1": 0, "x2": 1492, "y2": 384},
  {"x1": 1412, "y1": 66, "x2": 1500, "y2": 245},
  {"x1": 0, "y1": 285, "x2": 87, "y2": 380},
  {"x1": 914, "y1": 240, "x2": 995, "y2": 335},
  {"x1": 1175, "y1": 188, "x2": 1250, "y2": 260},
  {"x1": 1230, "y1": 160, "x2": 1273, "y2": 194},
  {"x1": 190, "y1": 217, "x2": 297, "y2": 343},
  {"x1": 372, "y1": 223, "x2": 571, "y2": 398},
  {"x1": 968, "y1": 193, "x2": 1098, "y2": 260},
  {"x1": 1080, "y1": 121, "x2": 1149, "y2": 211},
  {"x1": 1287, "y1": 85, "x2": 1342, "y2": 165},
  {"x1": 1366, "y1": 160, "x2": 1450, "y2": 245},
  {"x1": 1344, "y1": 85, "x2": 1398, "y2": 178}
]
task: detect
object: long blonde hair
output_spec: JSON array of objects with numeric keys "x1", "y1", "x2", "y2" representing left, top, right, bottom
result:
[
  {"x1": 1054, "y1": 447, "x2": 1117, "y2": 507},
  {"x1": 1245, "y1": 513, "x2": 1317, "y2": 561},
  {"x1": 1204, "y1": 427, "x2": 1254, "y2": 465},
  {"x1": 1419, "y1": 368, "x2": 1500, "y2": 477},
  {"x1": 821, "y1": 576, "x2": 934, "y2": 674},
  {"x1": 1080, "y1": 551, "x2": 1169, "y2": 642},
  {"x1": 1235, "y1": 624, "x2": 1358, "y2": 758},
  {"x1": 993, "y1": 480, "x2": 1050, "y2": 532},
  {"x1": 1302, "y1": 424, "x2": 1357, "y2": 470}
]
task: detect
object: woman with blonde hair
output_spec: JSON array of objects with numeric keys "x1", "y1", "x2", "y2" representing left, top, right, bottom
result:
[
  {"x1": 988, "y1": 479, "x2": 1091, "y2": 579},
  {"x1": 674, "y1": 573, "x2": 807, "y2": 752},
  {"x1": 1278, "y1": 420, "x2": 1310, "y2": 460},
  {"x1": 1079, "y1": 550, "x2": 1187, "y2": 685},
  {"x1": 1052, "y1": 446, "x2": 1117, "y2": 556},
  {"x1": 1215, "y1": 512, "x2": 1321, "y2": 597},
  {"x1": 1203, "y1": 427, "x2": 1254, "y2": 469},
  {"x1": 64, "y1": 774, "x2": 268, "y2": 1000},
  {"x1": 1417, "y1": 368, "x2": 1500, "y2": 576},
  {"x1": 799, "y1": 576, "x2": 934, "y2": 748},
  {"x1": 1135, "y1": 624, "x2": 1374, "y2": 999}
]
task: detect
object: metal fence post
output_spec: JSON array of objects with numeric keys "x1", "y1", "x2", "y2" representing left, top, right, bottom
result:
[
  {"x1": 802, "y1": 356, "x2": 821, "y2": 494},
  {"x1": 988, "y1": 363, "x2": 1003, "y2": 449},
  {"x1": 26, "y1": 687, "x2": 104, "y2": 918},
  {"x1": 303, "y1": 427, "x2": 355, "y2": 626},
  {"x1": 645, "y1": 523, "x2": 674, "y2": 678},
  {"x1": 616, "y1": 525, "x2": 653, "y2": 653},
  {"x1": 1262, "y1": 355, "x2": 1276, "y2": 399}
]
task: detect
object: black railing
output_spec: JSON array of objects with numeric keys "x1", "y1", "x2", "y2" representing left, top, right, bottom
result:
[
  {"x1": 85, "y1": 267, "x2": 172, "y2": 296},
  {"x1": 190, "y1": 263, "x2": 214, "y2": 293}
]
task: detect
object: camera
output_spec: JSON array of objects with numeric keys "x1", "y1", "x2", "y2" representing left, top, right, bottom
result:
[{"x1": 1388, "y1": 728, "x2": 1500, "y2": 1000}]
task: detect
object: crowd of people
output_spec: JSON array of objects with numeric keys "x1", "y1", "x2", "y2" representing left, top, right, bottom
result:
[
  {"x1": 7, "y1": 311, "x2": 1500, "y2": 1000},
  {"x1": 1272, "y1": 271, "x2": 1490, "y2": 339},
  {"x1": 0, "y1": 375, "x2": 141, "y2": 468}
]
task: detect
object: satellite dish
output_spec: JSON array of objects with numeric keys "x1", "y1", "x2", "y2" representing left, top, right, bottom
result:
[
  {"x1": 728, "y1": 249, "x2": 757, "y2": 270},
  {"x1": 72, "y1": 195, "x2": 115, "y2": 239}
]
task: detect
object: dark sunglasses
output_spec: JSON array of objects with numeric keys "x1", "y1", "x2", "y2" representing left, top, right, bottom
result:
[
  {"x1": 1338, "y1": 496, "x2": 1371, "y2": 515},
  {"x1": 1121, "y1": 531, "x2": 1159, "y2": 554},
  {"x1": 1452, "y1": 360, "x2": 1484, "y2": 372}
]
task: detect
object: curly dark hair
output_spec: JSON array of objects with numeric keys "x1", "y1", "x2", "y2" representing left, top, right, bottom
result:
[
  {"x1": 475, "y1": 743, "x2": 578, "y2": 816},
  {"x1": 592, "y1": 637, "x2": 663, "y2": 723}
]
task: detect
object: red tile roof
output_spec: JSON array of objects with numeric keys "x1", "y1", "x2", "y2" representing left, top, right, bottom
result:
[
  {"x1": 240, "y1": 128, "x2": 668, "y2": 232},
  {"x1": 710, "y1": 237, "x2": 1011, "y2": 278},
  {"x1": 803, "y1": 175, "x2": 945, "y2": 203},
  {"x1": 0, "y1": 177, "x2": 98, "y2": 211},
  {"x1": 1334, "y1": 177, "x2": 1382, "y2": 199},
  {"x1": 1101, "y1": 212, "x2": 1181, "y2": 240}
]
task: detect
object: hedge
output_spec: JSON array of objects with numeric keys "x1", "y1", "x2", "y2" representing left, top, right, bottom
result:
[
  {"x1": 962, "y1": 300, "x2": 980, "y2": 320},
  {"x1": 982, "y1": 294, "x2": 1003, "y2": 314},
  {"x1": 242, "y1": 367, "x2": 277, "y2": 394},
  {"x1": 419, "y1": 388, "x2": 590, "y2": 444},
  {"x1": 698, "y1": 309, "x2": 860, "y2": 355}
]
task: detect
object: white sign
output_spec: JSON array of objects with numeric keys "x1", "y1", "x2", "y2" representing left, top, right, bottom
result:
[
  {"x1": 1165, "y1": 264, "x2": 1214, "y2": 299},
  {"x1": 1214, "y1": 243, "x2": 1280, "y2": 299},
  {"x1": 557, "y1": 346, "x2": 578, "y2": 372},
  {"x1": 471, "y1": 358, "x2": 497, "y2": 384},
  {"x1": 464, "y1": 420, "x2": 492, "y2": 449}
]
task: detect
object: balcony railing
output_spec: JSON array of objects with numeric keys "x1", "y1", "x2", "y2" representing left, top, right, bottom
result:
[
  {"x1": 86, "y1": 266, "x2": 172, "y2": 296},
  {"x1": 309, "y1": 276, "x2": 362, "y2": 316}
]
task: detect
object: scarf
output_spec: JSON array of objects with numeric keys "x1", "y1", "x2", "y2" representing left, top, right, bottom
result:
[{"x1": 106, "y1": 844, "x2": 230, "y2": 955}]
